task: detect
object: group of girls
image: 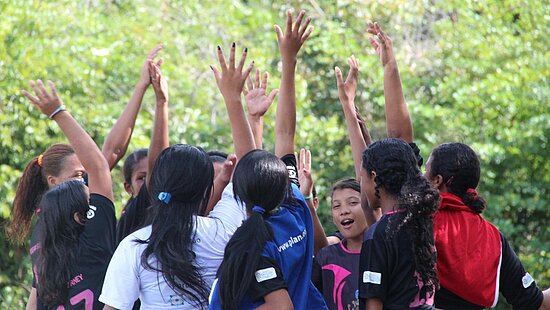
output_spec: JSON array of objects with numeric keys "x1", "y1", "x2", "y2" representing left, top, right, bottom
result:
[{"x1": 7, "y1": 8, "x2": 550, "y2": 310}]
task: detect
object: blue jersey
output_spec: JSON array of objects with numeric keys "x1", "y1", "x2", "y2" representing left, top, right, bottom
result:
[{"x1": 209, "y1": 184, "x2": 327, "y2": 309}]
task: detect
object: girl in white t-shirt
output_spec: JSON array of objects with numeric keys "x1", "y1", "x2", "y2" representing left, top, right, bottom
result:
[{"x1": 100, "y1": 144, "x2": 244, "y2": 309}]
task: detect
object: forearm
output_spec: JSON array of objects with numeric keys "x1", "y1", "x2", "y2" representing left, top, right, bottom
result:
[
  {"x1": 203, "y1": 177, "x2": 229, "y2": 216},
  {"x1": 225, "y1": 98, "x2": 255, "y2": 159},
  {"x1": 102, "y1": 82, "x2": 148, "y2": 170},
  {"x1": 247, "y1": 114, "x2": 264, "y2": 149},
  {"x1": 54, "y1": 112, "x2": 109, "y2": 174},
  {"x1": 307, "y1": 199, "x2": 329, "y2": 255},
  {"x1": 274, "y1": 59, "x2": 297, "y2": 157},
  {"x1": 342, "y1": 103, "x2": 367, "y2": 180},
  {"x1": 383, "y1": 62, "x2": 413, "y2": 143},
  {"x1": 146, "y1": 100, "x2": 169, "y2": 188}
]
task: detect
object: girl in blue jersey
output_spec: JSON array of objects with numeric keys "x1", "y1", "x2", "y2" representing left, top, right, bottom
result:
[{"x1": 209, "y1": 149, "x2": 326, "y2": 310}]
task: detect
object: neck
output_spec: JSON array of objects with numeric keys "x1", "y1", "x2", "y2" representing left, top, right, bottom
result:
[
  {"x1": 380, "y1": 195, "x2": 399, "y2": 215},
  {"x1": 346, "y1": 235, "x2": 363, "y2": 252}
]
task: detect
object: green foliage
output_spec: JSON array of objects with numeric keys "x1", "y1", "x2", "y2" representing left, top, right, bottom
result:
[{"x1": 1, "y1": 0, "x2": 548, "y2": 308}]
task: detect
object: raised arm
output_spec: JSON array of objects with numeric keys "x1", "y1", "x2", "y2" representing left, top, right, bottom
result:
[
  {"x1": 145, "y1": 60, "x2": 169, "y2": 189},
  {"x1": 298, "y1": 148, "x2": 328, "y2": 254},
  {"x1": 244, "y1": 69, "x2": 278, "y2": 149},
  {"x1": 368, "y1": 22, "x2": 413, "y2": 143},
  {"x1": 22, "y1": 80, "x2": 113, "y2": 201},
  {"x1": 335, "y1": 55, "x2": 370, "y2": 180},
  {"x1": 203, "y1": 154, "x2": 237, "y2": 216},
  {"x1": 102, "y1": 44, "x2": 163, "y2": 170},
  {"x1": 336, "y1": 58, "x2": 381, "y2": 226},
  {"x1": 274, "y1": 10, "x2": 313, "y2": 157},
  {"x1": 211, "y1": 43, "x2": 255, "y2": 159}
]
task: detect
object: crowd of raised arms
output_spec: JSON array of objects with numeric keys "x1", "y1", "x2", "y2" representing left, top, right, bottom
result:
[{"x1": 6, "y1": 9, "x2": 550, "y2": 310}]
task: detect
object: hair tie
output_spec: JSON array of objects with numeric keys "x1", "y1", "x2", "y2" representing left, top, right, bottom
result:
[
  {"x1": 37, "y1": 154, "x2": 43, "y2": 168},
  {"x1": 252, "y1": 206, "x2": 266, "y2": 215},
  {"x1": 466, "y1": 188, "x2": 478, "y2": 200},
  {"x1": 158, "y1": 192, "x2": 172, "y2": 204},
  {"x1": 445, "y1": 176, "x2": 454, "y2": 186}
]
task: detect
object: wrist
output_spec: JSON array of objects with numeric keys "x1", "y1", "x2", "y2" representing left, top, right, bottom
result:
[
  {"x1": 49, "y1": 105, "x2": 66, "y2": 119},
  {"x1": 383, "y1": 60, "x2": 398, "y2": 71},
  {"x1": 136, "y1": 80, "x2": 150, "y2": 90}
]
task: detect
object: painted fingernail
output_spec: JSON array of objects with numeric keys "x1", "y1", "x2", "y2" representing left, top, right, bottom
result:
[
  {"x1": 217, "y1": 45, "x2": 221, "y2": 50},
  {"x1": 210, "y1": 65, "x2": 213, "y2": 70},
  {"x1": 231, "y1": 42, "x2": 235, "y2": 48},
  {"x1": 244, "y1": 47, "x2": 248, "y2": 53}
]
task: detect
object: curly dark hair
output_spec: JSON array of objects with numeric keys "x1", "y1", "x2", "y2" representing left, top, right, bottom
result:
[
  {"x1": 428, "y1": 142, "x2": 486, "y2": 213},
  {"x1": 362, "y1": 138, "x2": 439, "y2": 294}
]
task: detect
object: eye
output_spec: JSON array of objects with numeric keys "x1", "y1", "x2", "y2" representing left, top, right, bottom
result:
[
  {"x1": 332, "y1": 204, "x2": 340, "y2": 209},
  {"x1": 349, "y1": 200, "x2": 359, "y2": 206}
]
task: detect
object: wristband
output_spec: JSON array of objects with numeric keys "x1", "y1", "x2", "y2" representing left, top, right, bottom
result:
[
  {"x1": 303, "y1": 194, "x2": 314, "y2": 200},
  {"x1": 49, "y1": 105, "x2": 66, "y2": 119}
]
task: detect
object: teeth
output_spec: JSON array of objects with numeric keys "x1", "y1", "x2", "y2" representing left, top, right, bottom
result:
[{"x1": 341, "y1": 219, "x2": 354, "y2": 225}]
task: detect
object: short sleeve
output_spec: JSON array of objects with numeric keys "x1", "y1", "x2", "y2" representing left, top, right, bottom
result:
[
  {"x1": 249, "y1": 256, "x2": 287, "y2": 302},
  {"x1": 358, "y1": 231, "x2": 389, "y2": 303},
  {"x1": 79, "y1": 194, "x2": 116, "y2": 254},
  {"x1": 281, "y1": 154, "x2": 300, "y2": 187},
  {"x1": 208, "y1": 183, "x2": 246, "y2": 234},
  {"x1": 98, "y1": 236, "x2": 141, "y2": 309},
  {"x1": 311, "y1": 257, "x2": 323, "y2": 291},
  {"x1": 499, "y1": 234, "x2": 543, "y2": 310}
]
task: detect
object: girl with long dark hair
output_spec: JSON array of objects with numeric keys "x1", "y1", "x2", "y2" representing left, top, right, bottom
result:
[
  {"x1": 358, "y1": 138, "x2": 439, "y2": 309},
  {"x1": 208, "y1": 150, "x2": 326, "y2": 310},
  {"x1": 99, "y1": 144, "x2": 243, "y2": 309},
  {"x1": 21, "y1": 79, "x2": 116, "y2": 309},
  {"x1": 426, "y1": 143, "x2": 549, "y2": 309}
]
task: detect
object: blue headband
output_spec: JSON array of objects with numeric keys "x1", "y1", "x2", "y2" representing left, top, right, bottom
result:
[
  {"x1": 252, "y1": 206, "x2": 266, "y2": 215},
  {"x1": 158, "y1": 192, "x2": 172, "y2": 204}
]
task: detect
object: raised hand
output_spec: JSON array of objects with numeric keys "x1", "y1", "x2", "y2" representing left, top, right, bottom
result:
[
  {"x1": 274, "y1": 10, "x2": 313, "y2": 61},
  {"x1": 335, "y1": 55, "x2": 359, "y2": 106},
  {"x1": 217, "y1": 154, "x2": 237, "y2": 185},
  {"x1": 244, "y1": 69, "x2": 278, "y2": 118},
  {"x1": 148, "y1": 60, "x2": 168, "y2": 103},
  {"x1": 138, "y1": 44, "x2": 164, "y2": 87},
  {"x1": 297, "y1": 148, "x2": 313, "y2": 198},
  {"x1": 211, "y1": 43, "x2": 254, "y2": 101},
  {"x1": 367, "y1": 22, "x2": 396, "y2": 67},
  {"x1": 22, "y1": 80, "x2": 64, "y2": 117}
]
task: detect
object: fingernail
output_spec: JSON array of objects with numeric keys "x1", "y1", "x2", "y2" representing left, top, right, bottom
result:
[
  {"x1": 244, "y1": 47, "x2": 248, "y2": 53},
  {"x1": 231, "y1": 42, "x2": 235, "y2": 48},
  {"x1": 210, "y1": 65, "x2": 213, "y2": 70},
  {"x1": 217, "y1": 45, "x2": 221, "y2": 50}
]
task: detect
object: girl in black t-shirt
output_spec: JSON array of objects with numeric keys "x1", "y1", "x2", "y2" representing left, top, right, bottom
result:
[
  {"x1": 358, "y1": 138, "x2": 439, "y2": 309},
  {"x1": 22, "y1": 79, "x2": 115, "y2": 309}
]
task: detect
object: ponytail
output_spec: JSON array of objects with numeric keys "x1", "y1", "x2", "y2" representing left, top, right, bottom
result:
[
  {"x1": 460, "y1": 188, "x2": 486, "y2": 213},
  {"x1": 398, "y1": 173, "x2": 440, "y2": 294},
  {"x1": 7, "y1": 157, "x2": 46, "y2": 244},
  {"x1": 217, "y1": 211, "x2": 272, "y2": 310},
  {"x1": 7, "y1": 144, "x2": 75, "y2": 244},
  {"x1": 215, "y1": 149, "x2": 289, "y2": 309}
]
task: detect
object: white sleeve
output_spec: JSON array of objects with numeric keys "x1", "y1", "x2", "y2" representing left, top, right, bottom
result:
[
  {"x1": 207, "y1": 183, "x2": 247, "y2": 234},
  {"x1": 98, "y1": 236, "x2": 141, "y2": 309}
]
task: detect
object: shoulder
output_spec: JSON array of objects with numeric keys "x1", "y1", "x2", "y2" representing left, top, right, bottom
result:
[{"x1": 90, "y1": 193, "x2": 115, "y2": 209}]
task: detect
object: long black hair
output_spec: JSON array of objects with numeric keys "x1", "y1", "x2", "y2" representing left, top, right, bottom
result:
[
  {"x1": 362, "y1": 138, "x2": 439, "y2": 294},
  {"x1": 36, "y1": 180, "x2": 89, "y2": 306},
  {"x1": 216, "y1": 150, "x2": 290, "y2": 310},
  {"x1": 428, "y1": 142, "x2": 486, "y2": 213},
  {"x1": 137, "y1": 144, "x2": 214, "y2": 307}
]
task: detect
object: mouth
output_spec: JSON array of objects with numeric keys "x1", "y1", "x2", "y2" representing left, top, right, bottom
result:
[{"x1": 340, "y1": 219, "x2": 355, "y2": 229}]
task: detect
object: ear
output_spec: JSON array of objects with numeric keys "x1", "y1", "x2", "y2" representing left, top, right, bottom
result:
[
  {"x1": 313, "y1": 197, "x2": 319, "y2": 209},
  {"x1": 73, "y1": 212, "x2": 85, "y2": 225},
  {"x1": 432, "y1": 174, "x2": 446, "y2": 190},
  {"x1": 370, "y1": 171, "x2": 377, "y2": 179},
  {"x1": 124, "y1": 182, "x2": 134, "y2": 196},
  {"x1": 47, "y1": 175, "x2": 57, "y2": 188}
]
